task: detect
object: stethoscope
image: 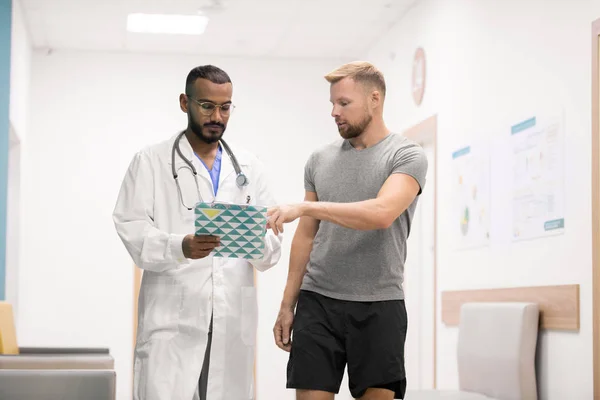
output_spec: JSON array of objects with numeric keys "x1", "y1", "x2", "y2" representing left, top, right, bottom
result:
[{"x1": 171, "y1": 130, "x2": 249, "y2": 210}]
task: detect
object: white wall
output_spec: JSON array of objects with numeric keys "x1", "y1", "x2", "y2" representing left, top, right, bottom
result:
[
  {"x1": 9, "y1": 0, "x2": 30, "y2": 139},
  {"x1": 22, "y1": 50, "x2": 345, "y2": 400},
  {"x1": 8, "y1": 0, "x2": 31, "y2": 320},
  {"x1": 365, "y1": 0, "x2": 600, "y2": 398},
  {"x1": 6, "y1": 124, "x2": 20, "y2": 317}
]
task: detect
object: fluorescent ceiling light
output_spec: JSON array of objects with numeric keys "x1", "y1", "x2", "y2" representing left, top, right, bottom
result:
[{"x1": 127, "y1": 13, "x2": 209, "y2": 35}]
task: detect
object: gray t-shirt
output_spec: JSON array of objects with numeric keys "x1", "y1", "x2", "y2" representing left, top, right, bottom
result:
[{"x1": 301, "y1": 133, "x2": 428, "y2": 302}]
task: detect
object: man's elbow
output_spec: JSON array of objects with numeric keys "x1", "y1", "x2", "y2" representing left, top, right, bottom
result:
[
  {"x1": 374, "y1": 217, "x2": 393, "y2": 230},
  {"x1": 374, "y1": 212, "x2": 400, "y2": 230}
]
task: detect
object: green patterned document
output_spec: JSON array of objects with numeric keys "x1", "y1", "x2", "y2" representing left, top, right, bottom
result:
[{"x1": 194, "y1": 202, "x2": 268, "y2": 260}]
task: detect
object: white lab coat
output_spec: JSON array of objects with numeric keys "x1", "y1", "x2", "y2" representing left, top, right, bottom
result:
[{"x1": 113, "y1": 132, "x2": 282, "y2": 400}]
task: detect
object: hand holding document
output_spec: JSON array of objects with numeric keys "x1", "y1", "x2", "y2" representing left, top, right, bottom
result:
[{"x1": 194, "y1": 201, "x2": 268, "y2": 259}]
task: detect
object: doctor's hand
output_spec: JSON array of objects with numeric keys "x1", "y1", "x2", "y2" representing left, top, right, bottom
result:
[
  {"x1": 182, "y1": 234, "x2": 220, "y2": 259},
  {"x1": 267, "y1": 204, "x2": 303, "y2": 235},
  {"x1": 273, "y1": 306, "x2": 294, "y2": 352}
]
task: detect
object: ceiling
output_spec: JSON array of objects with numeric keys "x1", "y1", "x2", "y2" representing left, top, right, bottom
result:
[{"x1": 18, "y1": 0, "x2": 417, "y2": 59}]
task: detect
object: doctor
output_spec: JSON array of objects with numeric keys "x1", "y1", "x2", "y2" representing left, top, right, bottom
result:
[{"x1": 113, "y1": 65, "x2": 282, "y2": 400}]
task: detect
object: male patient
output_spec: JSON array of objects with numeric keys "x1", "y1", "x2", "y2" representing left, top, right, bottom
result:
[{"x1": 268, "y1": 61, "x2": 428, "y2": 400}]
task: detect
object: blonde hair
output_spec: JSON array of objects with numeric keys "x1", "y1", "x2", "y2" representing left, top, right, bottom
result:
[{"x1": 324, "y1": 61, "x2": 386, "y2": 96}]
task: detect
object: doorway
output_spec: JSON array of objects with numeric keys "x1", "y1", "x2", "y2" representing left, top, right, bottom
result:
[{"x1": 403, "y1": 115, "x2": 437, "y2": 390}]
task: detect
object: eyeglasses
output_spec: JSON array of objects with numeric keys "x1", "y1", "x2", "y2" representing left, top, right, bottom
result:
[{"x1": 187, "y1": 96, "x2": 235, "y2": 116}]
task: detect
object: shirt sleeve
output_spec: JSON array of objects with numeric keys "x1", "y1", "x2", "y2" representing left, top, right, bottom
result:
[
  {"x1": 392, "y1": 142, "x2": 429, "y2": 195},
  {"x1": 112, "y1": 151, "x2": 188, "y2": 272},
  {"x1": 248, "y1": 157, "x2": 283, "y2": 272},
  {"x1": 304, "y1": 152, "x2": 317, "y2": 193}
]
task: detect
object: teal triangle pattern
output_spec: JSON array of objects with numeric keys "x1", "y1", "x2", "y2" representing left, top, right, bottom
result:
[{"x1": 194, "y1": 201, "x2": 267, "y2": 259}]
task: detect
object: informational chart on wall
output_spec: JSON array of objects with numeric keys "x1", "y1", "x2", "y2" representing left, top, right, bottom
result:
[
  {"x1": 452, "y1": 144, "x2": 491, "y2": 249},
  {"x1": 510, "y1": 113, "x2": 565, "y2": 241}
]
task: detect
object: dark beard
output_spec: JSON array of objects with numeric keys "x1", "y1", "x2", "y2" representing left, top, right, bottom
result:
[
  {"x1": 190, "y1": 117, "x2": 225, "y2": 144},
  {"x1": 339, "y1": 114, "x2": 372, "y2": 139}
]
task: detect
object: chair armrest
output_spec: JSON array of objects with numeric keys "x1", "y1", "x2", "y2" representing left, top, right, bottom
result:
[
  {"x1": 18, "y1": 347, "x2": 110, "y2": 355},
  {"x1": 0, "y1": 353, "x2": 114, "y2": 370}
]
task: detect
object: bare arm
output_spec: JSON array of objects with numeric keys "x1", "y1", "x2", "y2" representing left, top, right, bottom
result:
[
  {"x1": 303, "y1": 173, "x2": 420, "y2": 230},
  {"x1": 268, "y1": 173, "x2": 421, "y2": 234},
  {"x1": 281, "y1": 191, "x2": 320, "y2": 309},
  {"x1": 273, "y1": 191, "x2": 319, "y2": 352}
]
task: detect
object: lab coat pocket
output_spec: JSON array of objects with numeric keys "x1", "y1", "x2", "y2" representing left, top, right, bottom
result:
[
  {"x1": 139, "y1": 279, "x2": 183, "y2": 343},
  {"x1": 241, "y1": 286, "x2": 258, "y2": 346}
]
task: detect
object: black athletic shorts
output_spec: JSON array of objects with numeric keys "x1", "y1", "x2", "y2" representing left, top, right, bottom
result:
[{"x1": 286, "y1": 290, "x2": 408, "y2": 399}]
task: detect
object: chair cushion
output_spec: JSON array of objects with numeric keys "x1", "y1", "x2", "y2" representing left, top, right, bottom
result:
[
  {"x1": 0, "y1": 302, "x2": 18, "y2": 354},
  {"x1": 457, "y1": 302, "x2": 539, "y2": 400}
]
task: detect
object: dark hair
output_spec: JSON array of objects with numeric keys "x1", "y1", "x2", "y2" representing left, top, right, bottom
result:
[{"x1": 185, "y1": 65, "x2": 232, "y2": 96}]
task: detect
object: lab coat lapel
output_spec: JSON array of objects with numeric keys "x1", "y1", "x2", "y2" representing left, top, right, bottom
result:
[
  {"x1": 173, "y1": 133, "x2": 215, "y2": 201},
  {"x1": 218, "y1": 145, "x2": 235, "y2": 189}
]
